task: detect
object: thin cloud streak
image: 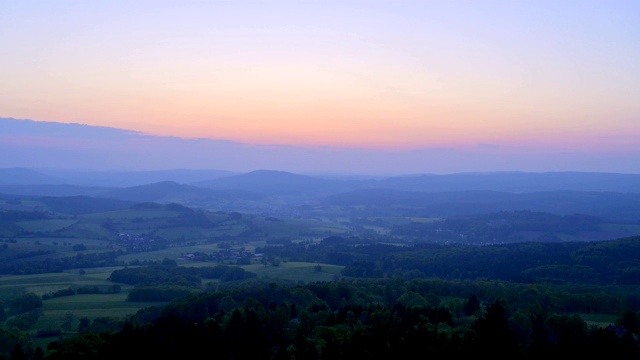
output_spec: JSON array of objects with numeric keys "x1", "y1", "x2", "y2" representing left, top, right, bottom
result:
[{"x1": 2, "y1": 118, "x2": 639, "y2": 175}]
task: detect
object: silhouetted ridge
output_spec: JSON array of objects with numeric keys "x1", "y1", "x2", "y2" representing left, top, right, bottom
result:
[{"x1": 193, "y1": 169, "x2": 358, "y2": 196}]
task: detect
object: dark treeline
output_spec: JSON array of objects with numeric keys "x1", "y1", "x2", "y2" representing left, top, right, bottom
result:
[
  {"x1": 108, "y1": 260, "x2": 258, "y2": 288},
  {"x1": 41, "y1": 285, "x2": 122, "y2": 301},
  {"x1": 39, "y1": 278, "x2": 640, "y2": 359},
  {"x1": 258, "y1": 235, "x2": 640, "y2": 286},
  {"x1": 388, "y1": 210, "x2": 603, "y2": 243},
  {"x1": 0, "y1": 250, "x2": 125, "y2": 275},
  {"x1": 107, "y1": 260, "x2": 258, "y2": 302},
  {"x1": 0, "y1": 210, "x2": 49, "y2": 221}
]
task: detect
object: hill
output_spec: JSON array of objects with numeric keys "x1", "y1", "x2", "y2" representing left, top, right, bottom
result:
[
  {"x1": 35, "y1": 168, "x2": 237, "y2": 187},
  {"x1": 378, "y1": 171, "x2": 640, "y2": 193},
  {"x1": 0, "y1": 193, "x2": 135, "y2": 215},
  {"x1": 100, "y1": 181, "x2": 224, "y2": 203},
  {"x1": 192, "y1": 169, "x2": 364, "y2": 196},
  {"x1": 318, "y1": 188, "x2": 640, "y2": 222},
  {"x1": 0, "y1": 184, "x2": 110, "y2": 197},
  {"x1": 4, "y1": 167, "x2": 640, "y2": 195}
]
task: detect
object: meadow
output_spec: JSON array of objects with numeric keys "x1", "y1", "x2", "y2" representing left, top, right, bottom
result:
[{"x1": 0, "y1": 257, "x2": 344, "y2": 348}]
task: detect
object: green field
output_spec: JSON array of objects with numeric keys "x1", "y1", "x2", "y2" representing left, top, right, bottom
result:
[
  {"x1": 242, "y1": 261, "x2": 343, "y2": 283},
  {"x1": 0, "y1": 268, "x2": 125, "y2": 299},
  {"x1": 32, "y1": 293, "x2": 166, "y2": 349},
  {"x1": 0, "y1": 258, "x2": 345, "y2": 350},
  {"x1": 116, "y1": 246, "x2": 220, "y2": 263},
  {"x1": 0, "y1": 267, "x2": 166, "y2": 349},
  {"x1": 38, "y1": 293, "x2": 163, "y2": 324},
  {"x1": 581, "y1": 313, "x2": 617, "y2": 329}
]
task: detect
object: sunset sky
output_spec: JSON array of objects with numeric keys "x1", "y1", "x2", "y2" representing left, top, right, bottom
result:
[{"x1": 1, "y1": 1, "x2": 639, "y2": 174}]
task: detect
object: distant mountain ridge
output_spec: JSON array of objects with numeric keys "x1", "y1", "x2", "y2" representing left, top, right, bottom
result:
[
  {"x1": 99, "y1": 181, "x2": 212, "y2": 203},
  {"x1": 192, "y1": 169, "x2": 369, "y2": 196},
  {"x1": 0, "y1": 167, "x2": 236, "y2": 187},
  {"x1": 3, "y1": 168, "x2": 640, "y2": 195},
  {"x1": 168, "y1": 169, "x2": 640, "y2": 196},
  {"x1": 2, "y1": 167, "x2": 640, "y2": 238},
  {"x1": 33, "y1": 168, "x2": 237, "y2": 187},
  {"x1": 318, "y1": 188, "x2": 640, "y2": 222},
  {"x1": 99, "y1": 181, "x2": 263, "y2": 203},
  {"x1": 378, "y1": 171, "x2": 640, "y2": 193}
]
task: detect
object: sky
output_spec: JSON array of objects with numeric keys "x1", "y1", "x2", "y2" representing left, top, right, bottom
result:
[{"x1": 1, "y1": 1, "x2": 639, "y2": 174}]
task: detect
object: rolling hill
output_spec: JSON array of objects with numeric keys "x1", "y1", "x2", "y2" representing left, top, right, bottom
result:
[{"x1": 318, "y1": 188, "x2": 640, "y2": 222}]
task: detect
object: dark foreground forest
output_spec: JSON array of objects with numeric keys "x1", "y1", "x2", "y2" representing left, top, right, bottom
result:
[
  {"x1": 4, "y1": 253, "x2": 640, "y2": 360},
  {"x1": 39, "y1": 278, "x2": 640, "y2": 359},
  {"x1": 3, "y1": 235, "x2": 640, "y2": 358}
]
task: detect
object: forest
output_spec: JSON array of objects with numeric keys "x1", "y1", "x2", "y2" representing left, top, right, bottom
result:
[{"x1": 39, "y1": 276, "x2": 640, "y2": 359}]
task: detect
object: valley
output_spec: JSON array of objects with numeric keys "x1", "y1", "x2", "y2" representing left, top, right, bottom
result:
[{"x1": 1, "y1": 167, "x2": 640, "y2": 358}]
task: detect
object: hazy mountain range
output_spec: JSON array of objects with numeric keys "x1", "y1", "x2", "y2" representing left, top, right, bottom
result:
[
  {"x1": 3, "y1": 117, "x2": 640, "y2": 224},
  {"x1": 2, "y1": 166, "x2": 640, "y2": 222},
  {"x1": 4, "y1": 166, "x2": 640, "y2": 194}
]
